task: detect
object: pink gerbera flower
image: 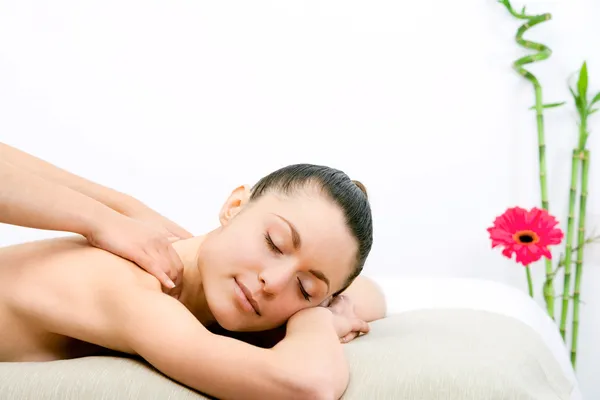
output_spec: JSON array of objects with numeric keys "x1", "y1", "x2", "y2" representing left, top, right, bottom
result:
[{"x1": 487, "y1": 206, "x2": 564, "y2": 266}]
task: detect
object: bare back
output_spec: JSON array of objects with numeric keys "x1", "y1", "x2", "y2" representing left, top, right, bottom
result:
[{"x1": 0, "y1": 236, "x2": 162, "y2": 362}]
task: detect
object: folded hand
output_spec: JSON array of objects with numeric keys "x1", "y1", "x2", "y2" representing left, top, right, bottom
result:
[{"x1": 327, "y1": 294, "x2": 370, "y2": 343}]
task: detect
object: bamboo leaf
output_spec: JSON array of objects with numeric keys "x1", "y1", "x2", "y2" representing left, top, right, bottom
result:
[
  {"x1": 529, "y1": 102, "x2": 566, "y2": 110},
  {"x1": 570, "y1": 87, "x2": 583, "y2": 111},
  {"x1": 591, "y1": 92, "x2": 600, "y2": 106},
  {"x1": 589, "y1": 108, "x2": 598, "y2": 115},
  {"x1": 569, "y1": 86, "x2": 578, "y2": 100},
  {"x1": 578, "y1": 62, "x2": 588, "y2": 104}
]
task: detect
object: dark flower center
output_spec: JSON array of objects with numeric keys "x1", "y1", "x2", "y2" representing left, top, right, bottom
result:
[
  {"x1": 513, "y1": 230, "x2": 539, "y2": 245},
  {"x1": 518, "y1": 234, "x2": 534, "y2": 243}
]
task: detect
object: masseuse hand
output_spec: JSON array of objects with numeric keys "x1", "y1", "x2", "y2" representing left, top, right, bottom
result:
[
  {"x1": 0, "y1": 143, "x2": 191, "y2": 296},
  {"x1": 327, "y1": 294, "x2": 370, "y2": 343},
  {"x1": 86, "y1": 209, "x2": 189, "y2": 298}
]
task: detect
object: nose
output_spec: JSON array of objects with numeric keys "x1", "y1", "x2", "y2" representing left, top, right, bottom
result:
[{"x1": 258, "y1": 264, "x2": 296, "y2": 295}]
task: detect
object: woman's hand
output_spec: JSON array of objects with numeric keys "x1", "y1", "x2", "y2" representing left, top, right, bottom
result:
[
  {"x1": 86, "y1": 212, "x2": 186, "y2": 298},
  {"x1": 327, "y1": 294, "x2": 370, "y2": 343},
  {"x1": 0, "y1": 143, "x2": 191, "y2": 297}
]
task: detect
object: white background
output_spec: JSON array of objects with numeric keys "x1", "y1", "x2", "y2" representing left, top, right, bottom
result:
[{"x1": 1, "y1": 0, "x2": 598, "y2": 397}]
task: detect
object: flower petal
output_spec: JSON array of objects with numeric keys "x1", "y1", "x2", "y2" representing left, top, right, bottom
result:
[
  {"x1": 488, "y1": 228, "x2": 515, "y2": 245},
  {"x1": 501, "y1": 247, "x2": 515, "y2": 259},
  {"x1": 540, "y1": 246, "x2": 552, "y2": 260},
  {"x1": 515, "y1": 245, "x2": 543, "y2": 265}
]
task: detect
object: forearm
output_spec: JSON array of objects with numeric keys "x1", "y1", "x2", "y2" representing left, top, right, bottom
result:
[
  {"x1": 274, "y1": 307, "x2": 349, "y2": 399},
  {"x1": 123, "y1": 292, "x2": 341, "y2": 400},
  {"x1": 0, "y1": 159, "x2": 120, "y2": 236},
  {"x1": 0, "y1": 142, "x2": 136, "y2": 214}
]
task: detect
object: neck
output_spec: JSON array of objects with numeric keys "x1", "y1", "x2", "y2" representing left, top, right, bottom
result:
[{"x1": 170, "y1": 236, "x2": 216, "y2": 326}]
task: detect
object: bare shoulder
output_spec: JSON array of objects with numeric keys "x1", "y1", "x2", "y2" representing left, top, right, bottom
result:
[
  {"x1": 1, "y1": 236, "x2": 162, "y2": 353},
  {"x1": 3, "y1": 235, "x2": 160, "y2": 292}
]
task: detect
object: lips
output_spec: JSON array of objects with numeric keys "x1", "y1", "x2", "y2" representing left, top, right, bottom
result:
[{"x1": 236, "y1": 279, "x2": 261, "y2": 316}]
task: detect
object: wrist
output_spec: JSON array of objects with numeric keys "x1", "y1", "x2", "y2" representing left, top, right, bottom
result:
[
  {"x1": 286, "y1": 307, "x2": 334, "y2": 334},
  {"x1": 275, "y1": 307, "x2": 347, "y2": 398},
  {"x1": 78, "y1": 201, "x2": 126, "y2": 239},
  {"x1": 61, "y1": 177, "x2": 134, "y2": 216}
]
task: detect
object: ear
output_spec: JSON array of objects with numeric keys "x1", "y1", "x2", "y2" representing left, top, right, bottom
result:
[{"x1": 219, "y1": 185, "x2": 251, "y2": 226}]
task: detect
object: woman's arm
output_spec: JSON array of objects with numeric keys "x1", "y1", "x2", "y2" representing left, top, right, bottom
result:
[
  {"x1": 0, "y1": 142, "x2": 134, "y2": 214},
  {"x1": 0, "y1": 142, "x2": 191, "y2": 239},
  {"x1": 115, "y1": 291, "x2": 346, "y2": 400},
  {"x1": 14, "y1": 245, "x2": 345, "y2": 399},
  {"x1": 0, "y1": 159, "x2": 184, "y2": 290},
  {"x1": 0, "y1": 158, "x2": 121, "y2": 236}
]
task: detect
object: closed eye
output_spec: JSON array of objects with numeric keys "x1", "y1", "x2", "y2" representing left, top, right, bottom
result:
[
  {"x1": 264, "y1": 233, "x2": 283, "y2": 255},
  {"x1": 298, "y1": 277, "x2": 311, "y2": 301},
  {"x1": 264, "y1": 233, "x2": 309, "y2": 301}
]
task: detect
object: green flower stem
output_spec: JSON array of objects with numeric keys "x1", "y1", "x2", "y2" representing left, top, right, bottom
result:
[
  {"x1": 498, "y1": 0, "x2": 556, "y2": 318},
  {"x1": 526, "y1": 266, "x2": 534, "y2": 298},
  {"x1": 571, "y1": 149, "x2": 590, "y2": 369}
]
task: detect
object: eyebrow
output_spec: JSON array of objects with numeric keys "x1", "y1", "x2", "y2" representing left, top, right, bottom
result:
[
  {"x1": 309, "y1": 269, "x2": 331, "y2": 293},
  {"x1": 273, "y1": 214, "x2": 301, "y2": 250},
  {"x1": 273, "y1": 214, "x2": 331, "y2": 292}
]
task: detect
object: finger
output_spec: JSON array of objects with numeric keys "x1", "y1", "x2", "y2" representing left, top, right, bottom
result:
[
  {"x1": 142, "y1": 264, "x2": 175, "y2": 289},
  {"x1": 165, "y1": 241, "x2": 185, "y2": 286},
  {"x1": 118, "y1": 238, "x2": 173, "y2": 290},
  {"x1": 158, "y1": 272, "x2": 177, "y2": 290},
  {"x1": 360, "y1": 320, "x2": 370, "y2": 334},
  {"x1": 141, "y1": 247, "x2": 177, "y2": 289},
  {"x1": 168, "y1": 236, "x2": 180, "y2": 243},
  {"x1": 340, "y1": 331, "x2": 358, "y2": 343}
]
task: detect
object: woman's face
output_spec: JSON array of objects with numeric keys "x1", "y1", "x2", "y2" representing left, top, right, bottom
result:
[{"x1": 198, "y1": 186, "x2": 357, "y2": 332}]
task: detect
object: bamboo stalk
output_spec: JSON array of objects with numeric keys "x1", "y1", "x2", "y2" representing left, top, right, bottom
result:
[
  {"x1": 559, "y1": 149, "x2": 580, "y2": 339},
  {"x1": 498, "y1": 0, "x2": 558, "y2": 317},
  {"x1": 534, "y1": 83, "x2": 556, "y2": 318},
  {"x1": 566, "y1": 61, "x2": 597, "y2": 368},
  {"x1": 571, "y1": 149, "x2": 589, "y2": 368}
]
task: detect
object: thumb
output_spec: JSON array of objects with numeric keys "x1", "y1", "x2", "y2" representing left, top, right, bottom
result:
[{"x1": 167, "y1": 236, "x2": 180, "y2": 243}]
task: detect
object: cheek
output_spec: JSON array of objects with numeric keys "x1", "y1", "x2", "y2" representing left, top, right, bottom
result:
[{"x1": 210, "y1": 230, "x2": 264, "y2": 267}]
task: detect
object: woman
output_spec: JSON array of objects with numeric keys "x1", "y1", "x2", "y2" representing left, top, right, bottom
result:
[{"x1": 0, "y1": 145, "x2": 386, "y2": 400}]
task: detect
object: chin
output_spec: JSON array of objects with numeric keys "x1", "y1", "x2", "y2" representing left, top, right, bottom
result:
[
  {"x1": 203, "y1": 279, "x2": 254, "y2": 332},
  {"x1": 213, "y1": 309, "x2": 251, "y2": 332}
]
